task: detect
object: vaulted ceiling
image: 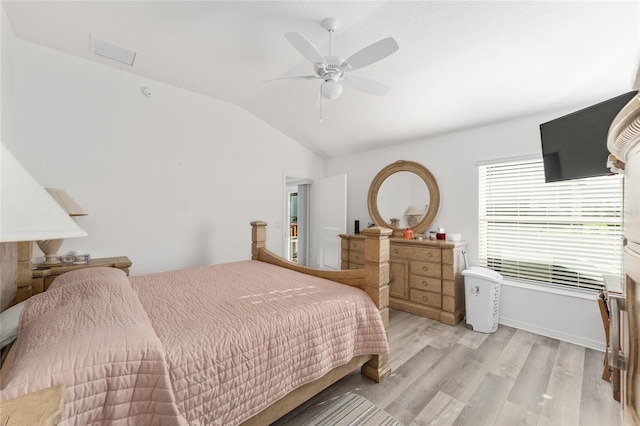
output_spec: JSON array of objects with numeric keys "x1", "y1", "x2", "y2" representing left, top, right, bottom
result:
[{"x1": 3, "y1": 1, "x2": 639, "y2": 158}]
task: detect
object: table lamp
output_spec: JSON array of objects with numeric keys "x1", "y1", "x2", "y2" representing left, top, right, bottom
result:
[
  {"x1": 1, "y1": 144, "x2": 87, "y2": 307},
  {"x1": 36, "y1": 189, "x2": 87, "y2": 265}
]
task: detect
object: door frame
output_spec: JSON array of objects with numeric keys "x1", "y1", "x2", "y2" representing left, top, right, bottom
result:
[{"x1": 283, "y1": 174, "x2": 312, "y2": 263}]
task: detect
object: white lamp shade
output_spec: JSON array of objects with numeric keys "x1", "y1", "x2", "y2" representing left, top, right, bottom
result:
[
  {"x1": 1, "y1": 144, "x2": 87, "y2": 242},
  {"x1": 405, "y1": 206, "x2": 423, "y2": 216}
]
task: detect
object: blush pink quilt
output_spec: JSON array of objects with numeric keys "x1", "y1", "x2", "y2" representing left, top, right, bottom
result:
[
  {"x1": 130, "y1": 260, "x2": 389, "y2": 425},
  {"x1": 0, "y1": 271, "x2": 184, "y2": 425}
]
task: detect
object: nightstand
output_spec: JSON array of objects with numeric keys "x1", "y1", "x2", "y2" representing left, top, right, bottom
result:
[
  {"x1": 14, "y1": 256, "x2": 132, "y2": 304},
  {"x1": 0, "y1": 385, "x2": 65, "y2": 425}
]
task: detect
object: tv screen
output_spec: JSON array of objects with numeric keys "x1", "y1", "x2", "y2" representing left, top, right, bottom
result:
[{"x1": 540, "y1": 90, "x2": 638, "y2": 182}]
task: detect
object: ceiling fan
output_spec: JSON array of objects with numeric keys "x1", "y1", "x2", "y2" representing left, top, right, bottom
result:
[{"x1": 268, "y1": 18, "x2": 399, "y2": 104}]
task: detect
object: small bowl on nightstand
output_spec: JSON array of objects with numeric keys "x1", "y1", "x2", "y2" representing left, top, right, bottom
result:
[{"x1": 73, "y1": 254, "x2": 91, "y2": 265}]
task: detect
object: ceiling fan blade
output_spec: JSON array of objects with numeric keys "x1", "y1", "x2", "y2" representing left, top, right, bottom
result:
[
  {"x1": 284, "y1": 32, "x2": 327, "y2": 66},
  {"x1": 262, "y1": 75, "x2": 317, "y2": 83},
  {"x1": 342, "y1": 75, "x2": 390, "y2": 96},
  {"x1": 341, "y1": 37, "x2": 399, "y2": 71}
]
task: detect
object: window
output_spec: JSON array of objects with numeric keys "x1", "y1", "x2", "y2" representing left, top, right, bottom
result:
[{"x1": 479, "y1": 158, "x2": 622, "y2": 291}]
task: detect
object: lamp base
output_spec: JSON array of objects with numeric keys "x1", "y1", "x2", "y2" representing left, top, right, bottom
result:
[
  {"x1": 36, "y1": 239, "x2": 64, "y2": 266},
  {"x1": 38, "y1": 256, "x2": 61, "y2": 266}
]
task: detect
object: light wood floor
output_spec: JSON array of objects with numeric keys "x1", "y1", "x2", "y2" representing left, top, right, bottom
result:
[{"x1": 274, "y1": 309, "x2": 622, "y2": 426}]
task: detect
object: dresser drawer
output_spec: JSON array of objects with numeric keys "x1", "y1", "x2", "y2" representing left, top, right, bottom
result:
[
  {"x1": 409, "y1": 289, "x2": 442, "y2": 308},
  {"x1": 409, "y1": 276, "x2": 441, "y2": 293},
  {"x1": 391, "y1": 245, "x2": 441, "y2": 262},
  {"x1": 410, "y1": 261, "x2": 442, "y2": 278}
]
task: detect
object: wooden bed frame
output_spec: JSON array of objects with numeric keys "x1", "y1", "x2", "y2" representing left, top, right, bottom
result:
[
  {"x1": 0, "y1": 222, "x2": 391, "y2": 425},
  {"x1": 244, "y1": 221, "x2": 391, "y2": 425}
]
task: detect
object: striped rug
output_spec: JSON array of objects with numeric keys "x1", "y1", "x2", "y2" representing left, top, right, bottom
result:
[{"x1": 303, "y1": 393, "x2": 402, "y2": 426}]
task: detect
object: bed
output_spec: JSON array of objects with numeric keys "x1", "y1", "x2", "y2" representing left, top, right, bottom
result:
[{"x1": 0, "y1": 221, "x2": 391, "y2": 425}]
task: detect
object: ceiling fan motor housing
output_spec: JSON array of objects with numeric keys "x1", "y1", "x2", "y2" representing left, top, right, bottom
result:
[{"x1": 314, "y1": 55, "x2": 345, "y2": 77}]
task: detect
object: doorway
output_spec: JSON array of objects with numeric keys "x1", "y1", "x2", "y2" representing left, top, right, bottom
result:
[
  {"x1": 289, "y1": 191, "x2": 298, "y2": 262},
  {"x1": 285, "y1": 177, "x2": 311, "y2": 265},
  {"x1": 283, "y1": 174, "x2": 347, "y2": 269}
]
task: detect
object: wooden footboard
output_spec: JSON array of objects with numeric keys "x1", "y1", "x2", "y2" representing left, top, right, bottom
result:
[{"x1": 247, "y1": 221, "x2": 391, "y2": 425}]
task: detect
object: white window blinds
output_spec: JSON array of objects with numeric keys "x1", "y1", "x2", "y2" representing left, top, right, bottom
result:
[{"x1": 479, "y1": 158, "x2": 622, "y2": 291}]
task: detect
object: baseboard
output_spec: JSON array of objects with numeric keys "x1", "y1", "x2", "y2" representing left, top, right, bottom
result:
[{"x1": 499, "y1": 317, "x2": 605, "y2": 352}]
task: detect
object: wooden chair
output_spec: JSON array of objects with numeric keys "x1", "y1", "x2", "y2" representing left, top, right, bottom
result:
[{"x1": 598, "y1": 290, "x2": 620, "y2": 401}]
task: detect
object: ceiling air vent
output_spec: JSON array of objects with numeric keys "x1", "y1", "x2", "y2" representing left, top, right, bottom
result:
[{"x1": 90, "y1": 35, "x2": 137, "y2": 66}]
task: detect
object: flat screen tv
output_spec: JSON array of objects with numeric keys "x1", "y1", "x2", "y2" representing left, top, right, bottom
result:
[{"x1": 540, "y1": 90, "x2": 638, "y2": 182}]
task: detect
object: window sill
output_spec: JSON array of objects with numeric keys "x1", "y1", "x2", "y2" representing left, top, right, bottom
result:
[{"x1": 501, "y1": 278, "x2": 597, "y2": 301}]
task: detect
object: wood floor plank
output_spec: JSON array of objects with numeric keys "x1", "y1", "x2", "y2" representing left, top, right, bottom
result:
[
  {"x1": 387, "y1": 310, "x2": 428, "y2": 345},
  {"x1": 457, "y1": 328, "x2": 490, "y2": 349},
  {"x1": 384, "y1": 400, "x2": 417, "y2": 425},
  {"x1": 432, "y1": 335, "x2": 506, "y2": 404},
  {"x1": 537, "y1": 341, "x2": 584, "y2": 426},
  {"x1": 507, "y1": 342, "x2": 557, "y2": 415},
  {"x1": 389, "y1": 321, "x2": 447, "y2": 370},
  {"x1": 453, "y1": 372, "x2": 515, "y2": 426},
  {"x1": 429, "y1": 322, "x2": 469, "y2": 350},
  {"x1": 579, "y1": 348, "x2": 621, "y2": 426},
  {"x1": 490, "y1": 328, "x2": 537, "y2": 380},
  {"x1": 495, "y1": 400, "x2": 538, "y2": 426},
  {"x1": 273, "y1": 310, "x2": 621, "y2": 426},
  {"x1": 411, "y1": 391, "x2": 465, "y2": 426},
  {"x1": 486, "y1": 322, "x2": 517, "y2": 344},
  {"x1": 385, "y1": 343, "x2": 475, "y2": 422},
  {"x1": 534, "y1": 333, "x2": 561, "y2": 349},
  {"x1": 364, "y1": 344, "x2": 448, "y2": 410}
]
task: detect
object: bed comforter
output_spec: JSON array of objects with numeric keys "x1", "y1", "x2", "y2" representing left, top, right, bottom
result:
[
  {"x1": 0, "y1": 269, "x2": 183, "y2": 425},
  {"x1": 0, "y1": 261, "x2": 388, "y2": 425},
  {"x1": 130, "y1": 260, "x2": 389, "y2": 425}
]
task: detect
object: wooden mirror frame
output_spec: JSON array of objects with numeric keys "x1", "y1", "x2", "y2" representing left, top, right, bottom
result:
[{"x1": 367, "y1": 160, "x2": 440, "y2": 235}]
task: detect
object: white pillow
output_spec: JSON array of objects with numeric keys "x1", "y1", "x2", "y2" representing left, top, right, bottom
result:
[{"x1": 0, "y1": 301, "x2": 26, "y2": 348}]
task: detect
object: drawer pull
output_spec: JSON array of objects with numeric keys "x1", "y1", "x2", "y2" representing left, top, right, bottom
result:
[
  {"x1": 393, "y1": 248, "x2": 399, "y2": 254},
  {"x1": 355, "y1": 255, "x2": 360, "y2": 261},
  {"x1": 422, "y1": 266, "x2": 429, "y2": 272},
  {"x1": 422, "y1": 296, "x2": 428, "y2": 301},
  {"x1": 427, "y1": 252, "x2": 433, "y2": 258},
  {"x1": 422, "y1": 281, "x2": 427, "y2": 286}
]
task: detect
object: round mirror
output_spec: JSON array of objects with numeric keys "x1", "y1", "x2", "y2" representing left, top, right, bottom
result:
[{"x1": 367, "y1": 160, "x2": 440, "y2": 235}]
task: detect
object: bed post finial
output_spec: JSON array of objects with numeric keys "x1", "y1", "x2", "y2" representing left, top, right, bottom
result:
[
  {"x1": 360, "y1": 225, "x2": 392, "y2": 382},
  {"x1": 250, "y1": 221, "x2": 268, "y2": 260}
]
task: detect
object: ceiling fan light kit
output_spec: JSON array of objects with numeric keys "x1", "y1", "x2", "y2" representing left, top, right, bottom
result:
[
  {"x1": 271, "y1": 17, "x2": 399, "y2": 106},
  {"x1": 321, "y1": 80, "x2": 343, "y2": 100}
]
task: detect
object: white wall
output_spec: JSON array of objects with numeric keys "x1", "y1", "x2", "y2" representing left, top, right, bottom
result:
[
  {"x1": 325, "y1": 114, "x2": 607, "y2": 350},
  {"x1": 1, "y1": 7, "x2": 15, "y2": 143},
  {"x1": 4, "y1": 39, "x2": 325, "y2": 275}
]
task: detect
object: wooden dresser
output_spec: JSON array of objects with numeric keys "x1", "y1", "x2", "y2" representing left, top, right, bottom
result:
[{"x1": 340, "y1": 234, "x2": 467, "y2": 325}]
